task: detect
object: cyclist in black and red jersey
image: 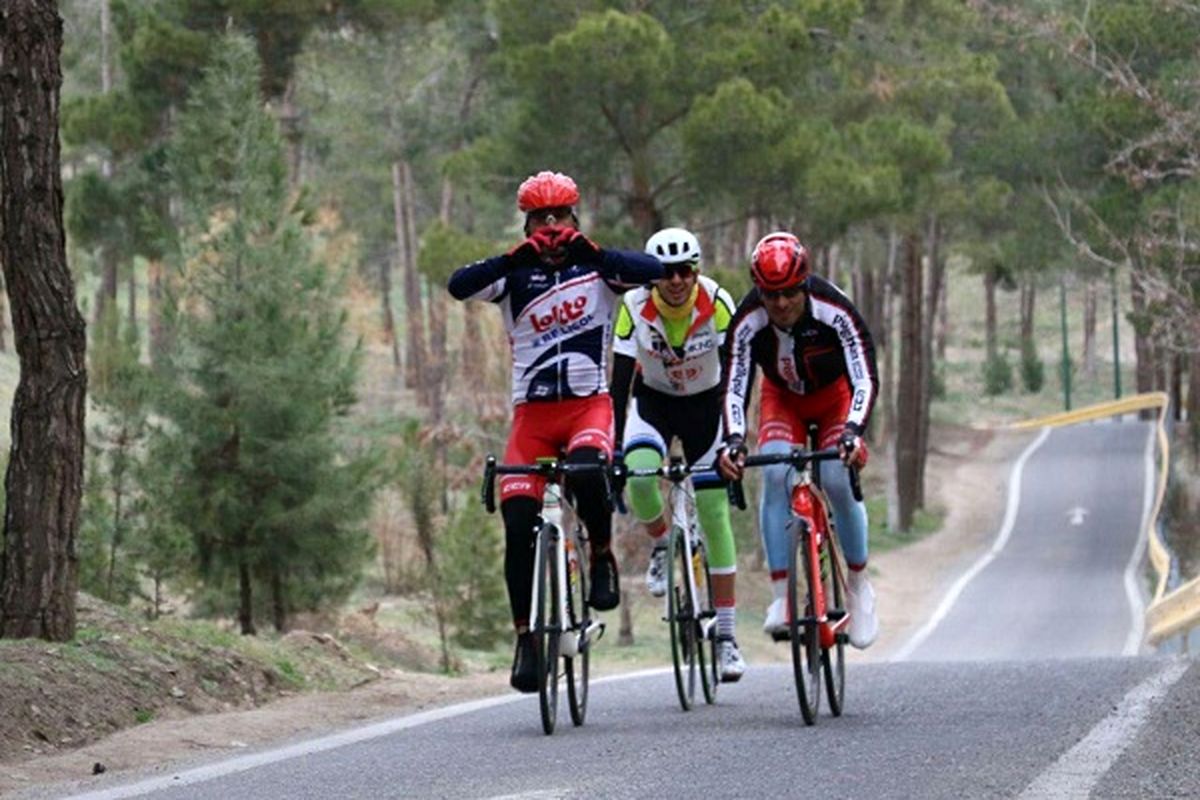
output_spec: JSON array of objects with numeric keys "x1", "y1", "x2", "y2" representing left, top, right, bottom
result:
[
  {"x1": 447, "y1": 171, "x2": 663, "y2": 693},
  {"x1": 717, "y1": 232, "x2": 880, "y2": 650}
]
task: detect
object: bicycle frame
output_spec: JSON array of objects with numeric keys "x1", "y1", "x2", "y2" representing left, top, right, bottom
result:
[
  {"x1": 787, "y1": 468, "x2": 849, "y2": 649},
  {"x1": 529, "y1": 484, "x2": 601, "y2": 658}
]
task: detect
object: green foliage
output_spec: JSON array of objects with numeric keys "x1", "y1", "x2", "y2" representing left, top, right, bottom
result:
[
  {"x1": 1020, "y1": 340, "x2": 1045, "y2": 394},
  {"x1": 155, "y1": 34, "x2": 376, "y2": 629},
  {"x1": 982, "y1": 351, "x2": 1013, "y2": 396},
  {"x1": 441, "y1": 501, "x2": 509, "y2": 650},
  {"x1": 417, "y1": 222, "x2": 496, "y2": 285}
]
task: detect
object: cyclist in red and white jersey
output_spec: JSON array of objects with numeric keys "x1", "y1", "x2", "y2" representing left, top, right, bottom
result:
[
  {"x1": 717, "y1": 232, "x2": 880, "y2": 649},
  {"x1": 447, "y1": 171, "x2": 663, "y2": 692}
]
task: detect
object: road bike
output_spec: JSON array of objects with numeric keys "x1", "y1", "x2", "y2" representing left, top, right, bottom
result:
[
  {"x1": 482, "y1": 454, "x2": 611, "y2": 735},
  {"x1": 729, "y1": 446, "x2": 861, "y2": 725},
  {"x1": 624, "y1": 457, "x2": 718, "y2": 711}
]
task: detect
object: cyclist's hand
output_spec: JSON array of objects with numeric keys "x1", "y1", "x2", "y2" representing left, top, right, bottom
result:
[
  {"x1": 561, "y1": 229, "x2": 603, "y2": 265},
  {"x1": 506, "y1": 235, "x2": 544, "y2": 269},
  {"x1": 838, "y1": 430, "x2": 868, "y2": 469},
  {"x1": 717, "y1": 436, "x2": 747, "y2": 482},
  {"x1": 530, "y1": 225, "x2": 571, "y2": 268}
]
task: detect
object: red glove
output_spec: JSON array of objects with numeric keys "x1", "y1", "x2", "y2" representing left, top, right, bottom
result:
[
  {"x1": 530, "y1": 225, "x2": 570, "y2": 268},
  {"x1": 838, "y1": 431, "x2": 868, "y2": 469},
  {"x1": 506, "y1": 235, "x2": 544, "y2": 268},
  {"x1": 561, "y1": 229, "x2": 602, "y2": 264}
]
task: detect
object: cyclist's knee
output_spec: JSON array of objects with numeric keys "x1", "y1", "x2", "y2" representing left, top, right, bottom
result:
[
  {"x1": 501, "y1": 496, "x2": 540, "y2": 544},
  {"x1": 818, "y1": 460, "x2": 856, "y2": 508},
  {"x1": 760, "y1": 440, "x2": 792, "y2": 499},
  {"x1": 624, "y1": 447, "x2": 664, "y2": 520}
]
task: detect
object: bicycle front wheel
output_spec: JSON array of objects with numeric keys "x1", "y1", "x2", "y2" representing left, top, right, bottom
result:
[
  {"x1": 667, "y1": 525, "x2": 698, "y2": 711},
  {"x1": 535, "y1": 523, "x2": 560, "y2": 735},
  {"x1": 823, "y1": 531, "x2": 846, "y2": 717},
  {"x1": 787, "y1": 522, "x2": 821, "y2": 725},
  {"x1": 565, "y1": 526, "x2": 589, "y2": 727},
  {"x1": 695, "y1": 541, "x2": 718, "y2": 705}
]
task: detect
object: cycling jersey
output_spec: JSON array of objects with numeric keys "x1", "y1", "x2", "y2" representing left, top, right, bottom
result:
[
  {"x1": 612, "y1": 275, "x2": 736, "y2": 397},
  {"x1": 722, "y1": 275, "x2": 878, "y2": 441},
  {"x1": 448, "y1": 250, "x2": 662, "y2": 405}
]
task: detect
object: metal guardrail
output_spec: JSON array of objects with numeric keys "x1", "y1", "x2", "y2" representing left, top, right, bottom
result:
[{"x1": 1009, "y1": 392, "x2": 1193, "y2": 647}]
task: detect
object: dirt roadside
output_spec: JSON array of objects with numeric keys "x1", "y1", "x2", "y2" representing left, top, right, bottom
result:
[{"x1": 0, "y1": 426, "x2": 1034, "y2": 798}]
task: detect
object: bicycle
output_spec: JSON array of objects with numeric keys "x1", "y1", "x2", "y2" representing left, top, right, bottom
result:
[
  {"x1": 623, "y1": 457, "x2": 718, "y2": 711},
  {"x1": 482, "y1": 454, "x2": 611, "y2": 735},
  {"x1": 729, "y1": 445, "x2": 862, "y2": 725}
]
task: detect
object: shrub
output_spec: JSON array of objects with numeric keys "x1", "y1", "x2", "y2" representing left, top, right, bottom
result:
[
  {"x1": 983, "y1": 352, "x2": 1013, "y2": 395},
  {"x1": 1020, "y1": 340, "x2": 1045, "y2": 393}
]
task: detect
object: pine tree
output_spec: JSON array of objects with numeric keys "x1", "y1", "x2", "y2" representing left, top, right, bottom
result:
[{"x1": 156, "y1": 34, "x2": 375, "y2": 635}]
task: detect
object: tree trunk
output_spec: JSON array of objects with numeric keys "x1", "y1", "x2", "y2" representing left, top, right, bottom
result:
[
  {"x1": 380, "y1": 257, "x2": 401, "y2": 369},
  {"x1": 916, "y1": 215, "x2": 944, "y2": 508},
  {"x1": 1170, "y1": 353, "x2": 1184, "y2": 422},
  {"x1": 271, "y1": 567, "x2": 287, "y2": 633},
  {"x1": 1082, "y1": 278, "x2": 1097, "y2": 376},
  {"x1": 238, "y1": 561, "x2": 256, "y2": 635},
  {"x1": 984, "y1": 268, "x2": 999, "y2": 360},
  {"x1": 936, "y1": 267, "x2": 949, "y2": 360},
  {"x1": 1019, "y1": 277, "x2": 1036, "y2": 348},
  {"x1": 147, "y1": 259, "x2": 167, "y2": 365},
  {"x1": 1130, "y1": 270, "x2": 1155, "y2": 394},
  {"x1": 0, "y1": 282, "x2": 8, "y2": 352},
  {"x1": 627, "y1": 149, "x2": 661, "y2": 240},
  {"x1": 882, "y1": 230, "x2": 899, "y2": 534},
  {"x1": 127, "y1": 268, "x2": 136, "y2": 330},
  {"x1": 393, "y1": 160, "x2": 426, "y2": 396},
  {"x1": 894, "y1": 232, "x2": 923, "y2": 532},
  {"x1": 0, "y1": 1, "x2": 88, "y2": 642},
  {"x1": 1188, "y1": 342, "x2": 1200, "y2": 462}
]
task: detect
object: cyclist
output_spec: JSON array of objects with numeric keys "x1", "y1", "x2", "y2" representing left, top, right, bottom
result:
[
  {"x1": 447, "y1": 170, "x2": 663, "y2": 692},
  {"x1": 716, "y1": 232, "x2": 880, "y2": 649},
  {"x1": 610, "y1": 227, "x2": 747, "y2": 682}
]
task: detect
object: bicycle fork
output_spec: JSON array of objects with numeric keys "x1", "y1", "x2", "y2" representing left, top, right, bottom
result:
[{"x1": 665, "y1": 485, "x2": 715, "y2": 642}]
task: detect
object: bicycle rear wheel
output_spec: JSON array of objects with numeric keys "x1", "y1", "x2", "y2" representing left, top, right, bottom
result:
[
  {"x1": 535, "y1": 523, "x2": 560, "y2": 735},
  {"x1": 565, "y1": 525, "x2": 589, "y2": 726},
  {"x1": 694, "y1": 541, "x2": 718, "y2": 705},
  {"x1": 787, "y1": 521, "x2": 821, "y2": 725},
  {"x1": 667, "y1": 525, "x2": 698, "y2": 711}
]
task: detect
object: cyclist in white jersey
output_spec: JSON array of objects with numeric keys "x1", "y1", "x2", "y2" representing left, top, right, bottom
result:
[{"x1": 610, "y1": 227, "x2": 747, "y2": 681}]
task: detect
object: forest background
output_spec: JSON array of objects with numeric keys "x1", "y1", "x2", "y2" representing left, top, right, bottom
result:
[{"x1": 0, "y1": 0, "x2": 1197, "y2": 731}]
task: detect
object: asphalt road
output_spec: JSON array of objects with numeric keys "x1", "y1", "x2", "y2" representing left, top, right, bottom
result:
[{"x1": 51, "y1": 418, "x2": 1200, "y2": 800}]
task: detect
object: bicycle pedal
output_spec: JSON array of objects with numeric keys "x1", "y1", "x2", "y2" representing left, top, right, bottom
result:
[
  {"x1": 770, "y1": 630, "x2": 791, "y2": 642},
  {"x1": 827, "y1": 609, "x2": 847, "y2": 621},
  {"x1": 582, "y1": 619, "x2": 605, "y2": 645}
]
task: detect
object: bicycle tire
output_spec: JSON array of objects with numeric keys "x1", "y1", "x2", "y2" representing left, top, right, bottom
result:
[
  {"x1": 695, "y1": 540, "x2": 718, "y2": 705},
  {"x1": 565, "y1": 524, "x2": 589, "y2": 726},
  {"x1": 667, "y1": 525, "x2": 698, "y2": 711},
  {"x1": 535, "y1": 522, "x2": 560, "y2": 735},
  {"x1": 822, "y1": 526, "x2": 846, "y2": 717},
  {"x1": 787, "y1": 520, "x2": 821, "y2": 725}
]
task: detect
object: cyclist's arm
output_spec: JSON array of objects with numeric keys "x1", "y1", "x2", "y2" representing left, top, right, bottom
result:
[
  {"x1": 447, "y1": 255, "x2": 510, "y2": 302},
  {"x1": 597, "y1": 249, "x2": 664, "y2": 291},
  {"x1": 808, "y1": 278, "x2": 879, "y2": 436},
  {"x1": 720, "y1": 294, "x2": 768, "y2": 444},
  {"x1": 609, "y1": 353, "x2": 636, "y2": 447}
]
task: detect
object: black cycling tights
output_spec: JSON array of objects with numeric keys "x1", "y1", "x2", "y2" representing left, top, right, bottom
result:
[{"x1": 500, "y1": 446, "x2": 613, "y2": 628}]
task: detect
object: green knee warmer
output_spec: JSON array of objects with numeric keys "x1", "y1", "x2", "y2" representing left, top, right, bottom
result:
[
  {"x1": 625, "y1": 447, "x2": 664, "y2": 523},
  {"x1": 696, "y1": 486, "x2": 736, "y2": 571}
]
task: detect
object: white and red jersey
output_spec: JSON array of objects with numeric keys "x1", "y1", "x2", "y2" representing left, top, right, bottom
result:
[
  {"x1": 448, "y1": 250, "x2": 663, "y2": 405},
  {"x1": 722, "y1": 276, "x2": 879, "y2": 441}
]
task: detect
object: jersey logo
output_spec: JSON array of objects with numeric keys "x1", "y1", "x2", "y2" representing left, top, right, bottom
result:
[{"x1": 531, "y1": 295, "x2": 590, "y2": 333}]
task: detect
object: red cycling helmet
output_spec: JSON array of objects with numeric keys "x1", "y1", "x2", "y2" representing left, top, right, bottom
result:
[
  {"x1": 516, "y1": 171, "x2": 580, "y2": 212},
  {"x1": 750, "y1": 232, "x2": 810, "y2": 291}
]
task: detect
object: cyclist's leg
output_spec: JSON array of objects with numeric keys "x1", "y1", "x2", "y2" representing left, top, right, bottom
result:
[
  {"x1": 809, "y1": 382, "x2": 877, "y2": 648},
  {"x1": 683, "y1": 388, "x2": 741, "y2": 666},
  {"x1": 622, "y1": 393, "x2": 669, "y2": 540},
  {"x1": 561, "y1": 395, "x2": 620, "y2": 610},
  {"x1": 808, "y1": 383, "x2": 869, "y2": 569},
  {"x1": 757, "y1": 378, "x2": 803, "y2": 630},
  {"x1": 500, "y1": 404, "x2": 559, "y2": 630}
]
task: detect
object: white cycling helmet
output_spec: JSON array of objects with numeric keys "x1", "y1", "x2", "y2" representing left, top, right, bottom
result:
[{"x1": 645, "y1": 227, "x2": 702, "y2": 267}]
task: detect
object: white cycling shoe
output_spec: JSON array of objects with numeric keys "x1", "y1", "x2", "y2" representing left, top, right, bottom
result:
[
  {"x1": 763, "y1": 597, "x2": 788, "y2": 636},
  {"x1": 846, "y1": 570, "x2": 879, "y2": 649},
  {"x1": 716, "y1": 637, "x2": 747, "y2": 683}
]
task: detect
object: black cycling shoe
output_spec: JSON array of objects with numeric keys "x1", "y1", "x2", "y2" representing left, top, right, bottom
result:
[
  {"x1": 588, "y1": 549, "x2": 620, "y2": 611},
  {"x1": 510, "y1": 632, "x2": 537, "y2": 693}
]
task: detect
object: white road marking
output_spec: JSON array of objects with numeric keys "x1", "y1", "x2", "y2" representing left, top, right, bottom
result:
[
  {"x1": 60, "y1": 667, "x2": 672, "y2": 800},
  {"x1": 891, "y1": 426, "x2": 1052, "y2": 662},
  {"x1": 1067, "y1": 506, "x2": 1088, "y2": 525},
  {"x1": 1017, "y1": 659, "x2": 1189, "y2": 799}
]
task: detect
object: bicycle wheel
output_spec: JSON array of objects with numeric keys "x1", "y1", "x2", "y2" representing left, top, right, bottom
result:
[
  {"x1": 535, "y1": 523, "x2": 560, "y2": 735},
  {"x1": 786, "y1": 521, "x2": 821, "y2": 725},
  {"x1": 822, "y1": 530, "x2": 846, "y2": 717},
  {"x1": 565, "y1": 525, "x2": 589, "y2": 726},
  {"x1": 666, "y1": 525, "x2": 698, "y2": 711},
  {"x1": 694, "y1": 540, "x2": 718, "y2": 705}
]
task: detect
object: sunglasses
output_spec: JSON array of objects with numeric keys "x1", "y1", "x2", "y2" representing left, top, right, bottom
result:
[
  {"x1": 761, "y1": 284, "x2": 805, "y2": 300},
  {"x1": 662, "y1": 263, "x2": 698, "y2": 280}
]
